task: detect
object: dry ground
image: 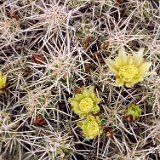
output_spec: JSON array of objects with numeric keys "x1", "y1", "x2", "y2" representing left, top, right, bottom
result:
[{"x1": 0, "y1": 0, "x2": 160, "y2": 160}]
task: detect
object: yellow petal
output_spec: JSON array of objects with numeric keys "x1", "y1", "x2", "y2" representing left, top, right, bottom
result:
[
  {"x1": 92, "y1": 105, "x2": 100, "y2": 114},
  {"x1": 125, "y1": 82, "x2": 134, "y2": 88},
  {"x1": 0, "y1": 73, "x2": 6, "y2": 89},
  {"x1": 88, "y1": 86, "x2": 94, "y2": 93},
  {"x1": 113, "y1": 58, "x2": 124, "y2": 69},
  {"x1": 128, "y1": 55, "x2": 133, "y2": 65},
  {"x1": 75, "y1": 94, "x2": 84, "y2": 101},
  {"x1": 90, "y1": 92, "x2": 96, "y2": 99},
  {"x1": 139, "y1": 62, "x2": 152, "y2": 76},
  {"x1": 70, "y1": 100, "x2": 79, "y2": 108},
  {"x1": 71, "y1": 101, "x2": 81, "y2": 115},
  {"x1": 132, "y1": 77, "x2": 144, "y2": 84},
  {"x1": 115, "y1": 78, "x2": 124, "y2": 86},
  {"x1": 2, "y1": 75, "x2": 7, "y2": 85},
  {"x1": 105, "y1": 59, "x2": 118, "y2": 74},
  {"x1": 82, "y1": 90, "x2": 90, "y2": 97},
  {"x1": 137, "y1": 48, "x2": 144, "y2": 59},
  {"x1": 79, "y1": 113, "x2": 87, "y2": 118},
  {"x1": 95, "y1": 97, "x2": 101, "y2": 104},
  {"x1": 133, "y1": 48, "x2": 145, "y2": 67},
  {"x1": 118, "y1": 47, "x2": 128, "y2": 65},
  {"x1": 68, "y1": 97, "x2": 75, "y2": 103}
]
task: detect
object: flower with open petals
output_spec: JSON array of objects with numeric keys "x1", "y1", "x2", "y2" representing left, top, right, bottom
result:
[
  {"x1": 68, "y1": 86, "x2": 101, "y2": 118},
  {"x1": 0, "y1": 71, "x2": 7, "y2": 93},
  {"x1": 105, "y1": 47, "x2": 152, "y2": 87},
  {"x1": 78, "y1": 115, "x2": 102, "y2": 139}
]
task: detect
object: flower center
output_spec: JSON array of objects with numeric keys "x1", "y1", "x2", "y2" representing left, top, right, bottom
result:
[
  {"x1": 79, "y1": 97, "x2": 93, "y2": 113},
  {"x1": 119, "y1": 65, "x2": 138, "y2": 82},
  {"x1": 85, "y1": 121, "x2": 99, "y2": 135},
  {"x1": 84, "y1": 121, "x2": 99, "y2": 138}
]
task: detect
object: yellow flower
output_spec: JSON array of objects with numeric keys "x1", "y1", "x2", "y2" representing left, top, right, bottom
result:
[
  {"x1": 68, "y1": 86, "x2": 101, "y2": 118},
  {"x1": 0, "y1": 71, "x2": 7, "y2": 93},
  {"x1": 78, "y1": 115, "x2": 102, "y2": 139},
  {"x1": 105, "y1": 47, "x2": 152, "y2": 87}
]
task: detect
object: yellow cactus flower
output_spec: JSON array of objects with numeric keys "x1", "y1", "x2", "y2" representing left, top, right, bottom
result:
[
  {"x1": 68, "y1": 86, "x2": 101, "y2": 118},
  {"x1": 105, "y1": 47, "x2": 152, "y2": 87},
  {"x1": 0, "y1": 71, "x2": 7, "y2": 93},
  {"x1": 78, "y1": 115, "x2": 102, "y2": 139}
]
